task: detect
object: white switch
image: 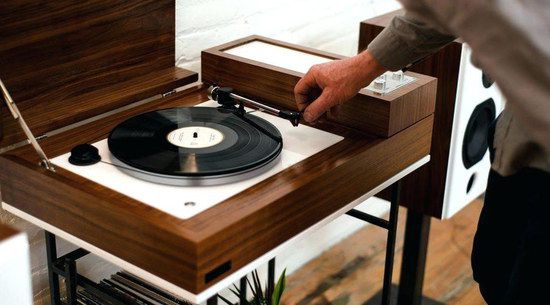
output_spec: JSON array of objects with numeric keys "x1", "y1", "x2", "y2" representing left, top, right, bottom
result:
[
  {"x1": 373, "y1": 79, "x2": 386, "y2": 91},
  {"x1": 392, "y1": 71, "x2": 404, "y2": 82}
]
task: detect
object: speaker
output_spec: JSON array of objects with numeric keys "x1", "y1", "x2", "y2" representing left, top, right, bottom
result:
[
  {"x1": 443, "y1": 45, "x2": 504, "y2": 217},
  {"x1": 360, "y1": 10, "x2": 504, "y2": 218}
]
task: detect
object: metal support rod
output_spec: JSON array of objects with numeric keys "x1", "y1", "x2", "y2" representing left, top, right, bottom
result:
[
  {"x1": 207, "y1": 295, "x2": 219, "y2": 305},
  {"x1": 266, "y1": 258, "x2": 276, "y2": 305},
  {"x1": 239, "y1": 276, "x2": 248, "y2": 304},
  {"x1": 0, "y1": 78, "x2": 55, "y2": 171},
  {"x1": 396, "y1": 209, "x2": 431, "y2": 305},
  {"x1": 381, "y1": 182, "x2": 401, "y2": 305},
  {"x1": 45, "y1": 231, "x2": 61, "y2": 305},
  {"x1": 65, "y1": 258, "x2": 78, "y2": 305},
  {"x1": 346, "y1": 208, "x2": 390, "y2": 229},
  {"x1": 57, "y1": 248, "x2": 90, "y2": 263}
]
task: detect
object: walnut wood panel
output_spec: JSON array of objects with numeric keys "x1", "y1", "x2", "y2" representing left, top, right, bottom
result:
[
  {"x1": 0, "y1": 86, "x2": 433, "y2": 293},
  {"x1": 202, "y1": 35, "x2": 436, "y2": 137},
  {"x1": 359, "y1": 10, "x2": 463, "y2": 218},
  {"x1": 331, "y1": 74, "x2": 436, "y2": 136},
  {"x1": 0, "y1": 0, "x2": 197, "y2": 147}
]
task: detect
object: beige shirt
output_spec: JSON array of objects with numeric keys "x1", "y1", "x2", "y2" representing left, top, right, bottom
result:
[{"x1": 367, "y1": 1, "x2": 550, "y2": 176}]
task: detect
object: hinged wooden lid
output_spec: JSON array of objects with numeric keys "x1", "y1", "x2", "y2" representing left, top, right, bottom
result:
[{"x1": 0, "y1": 0, "x2": 198, "y2": 148}]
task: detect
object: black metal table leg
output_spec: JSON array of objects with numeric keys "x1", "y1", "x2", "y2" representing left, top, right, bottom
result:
[
  {"x1": 266, "y1": 258, "x2": 276, "y2": 304},
  {"x1": 65, "y1": 257, "x2": 78, "y2": 305},
  {"x1": 381, "y1": 182, "x2": 401, "y2": 305},
  {"x1": 397, "y1": 209, "x2": 431, "y2": 305},
  {"x1": 45, "y1": 231, "x2": 61, "y2": 305},
  {"x1": 207, "y1": 295, "x2": 219, "y2": 305}
]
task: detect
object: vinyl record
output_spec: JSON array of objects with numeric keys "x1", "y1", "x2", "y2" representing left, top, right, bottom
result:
[{"x1": 108, "y1": 107, "x2": 283, "y2": 185}]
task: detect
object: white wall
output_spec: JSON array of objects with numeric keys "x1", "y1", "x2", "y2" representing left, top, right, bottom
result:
[
  {"x1": 0, "y1": 0, "x2": 401, "y2": 303},
  {"x1": 176, "y1": 0, "x2": 401, "y2": 71}
]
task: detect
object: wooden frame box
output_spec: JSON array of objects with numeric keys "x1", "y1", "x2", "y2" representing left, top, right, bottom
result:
[{"x1": 202, "y1": 35, "x2": 437, "y2": 137}]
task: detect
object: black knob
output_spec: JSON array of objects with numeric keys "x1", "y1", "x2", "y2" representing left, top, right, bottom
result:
[{"x1": 69, "y1": 144, "x2": 101, "y2": 166}]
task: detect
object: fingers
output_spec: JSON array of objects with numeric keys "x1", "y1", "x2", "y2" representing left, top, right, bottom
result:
[
  {"x1": 303, "y1": 90, "x2": 331, "y2": 122},
  {"x1": 294, "y1": 66, "x2": 320, "y2": 111}
]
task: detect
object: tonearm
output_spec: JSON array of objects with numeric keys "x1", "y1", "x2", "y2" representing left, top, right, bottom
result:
[
  {"x1": 0, "y1": 78, "x2": 55, "y2": 172},
  {"x1": 207, "y1": 86, "x2": 302, "y2": 127}
]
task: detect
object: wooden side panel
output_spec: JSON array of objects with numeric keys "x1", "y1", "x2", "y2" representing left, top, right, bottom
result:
[
  {"x1": 328, "y1": 72, "x2": 436, "y2": 136},
  {"x1": 0, "y1": 0, "x2": 197, "y2": 148},
  {"x1": 359, "y1": 10, "x2": 463, "y2": 217},
  {"x1": 358, "y1": 10, "x2": 402, "y2": 52}
]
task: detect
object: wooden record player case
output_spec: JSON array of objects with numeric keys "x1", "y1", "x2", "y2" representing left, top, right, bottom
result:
[
  {"x1": 0, "y1": 0, "x2": 436, "y2": 301},
  {"x1": 202, "y1": 36, "x2": 437, "y2": 138}
]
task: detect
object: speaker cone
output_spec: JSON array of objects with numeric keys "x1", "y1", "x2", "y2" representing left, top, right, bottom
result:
[{"x1": 462, "y1": 98, "x2": 496, "y2": 169}]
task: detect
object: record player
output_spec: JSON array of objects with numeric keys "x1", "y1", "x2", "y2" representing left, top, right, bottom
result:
[{"x1": 0, "y1": 1, "x2": 436, "y2": 303}]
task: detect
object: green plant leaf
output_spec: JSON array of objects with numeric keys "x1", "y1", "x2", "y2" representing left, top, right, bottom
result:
[
  {"x1": 270, "y1": 269, "x2": 286, "y2": 305},
  {"x1": 229, "y1": 285, "x2": 241, "y2": 299},
  {"x1": 252, "y1": 270, "x2": 264, "y2": 300}
]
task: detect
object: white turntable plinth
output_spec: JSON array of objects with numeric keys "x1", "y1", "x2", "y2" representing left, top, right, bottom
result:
[{"x1": 51, "y1": 100, "x2": 343, "y2": 220}]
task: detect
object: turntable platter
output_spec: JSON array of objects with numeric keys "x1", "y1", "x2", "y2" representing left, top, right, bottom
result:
[{"x1": 108, "y1": 107, "x2": 283, "y2": 186}]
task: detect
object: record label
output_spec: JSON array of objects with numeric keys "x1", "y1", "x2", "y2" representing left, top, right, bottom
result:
[{"x1": 166, "y1": 126, "x2": 224, "y2": 148}]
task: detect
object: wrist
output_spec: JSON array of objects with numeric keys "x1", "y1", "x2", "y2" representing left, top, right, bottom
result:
[{"x1": 350, "y1": 50, "x2": 387, "y2": 88}]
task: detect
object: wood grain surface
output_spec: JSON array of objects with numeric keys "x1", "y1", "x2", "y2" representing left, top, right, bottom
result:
[
  {"x1": 359, "y1": 10, "x2": 463, "y2": 218},
  {"x1": 0, "y1": 0, "x2": 198, "y2": 147},
  {"x1": 0, "y1": 86, "x2": 433, "y2": 293},
  {"x1": 202, "y1": 35, "x2": 436, "y2": 137}
]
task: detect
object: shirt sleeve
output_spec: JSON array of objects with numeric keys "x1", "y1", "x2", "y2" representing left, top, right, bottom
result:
[
  {"x1": 398, "y1": 0, "x2": 550, "y2": 173},
  {"x1": 367, "y1": 12, "x2": 456, "y2": 71}
]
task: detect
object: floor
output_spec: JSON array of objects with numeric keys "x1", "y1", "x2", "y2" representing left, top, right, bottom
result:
[{"x1": 282, "y1": 199, "x2": 486, "y2": 305}]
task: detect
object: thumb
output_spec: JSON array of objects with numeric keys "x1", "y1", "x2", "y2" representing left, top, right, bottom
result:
[{"x1": 303, "y1": 90, "x2": 332, "y2": 123}]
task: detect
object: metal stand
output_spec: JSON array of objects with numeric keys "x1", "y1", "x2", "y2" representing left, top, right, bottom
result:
[
  {"x1": 45, "y1": 231, "x2": 132, "y2": 305},
  {"x1": 396, "y1": 209, "x2": 431, "y2": 305},
  {"x1": 345, "y1": 182, "x2": 401, "y2": 305},
  {"x1": 207, "y1": 295, "x2": 219, "y2": 305},
  {"x1": 266, "y1": 258, "x2": 276, "y2": 302}
]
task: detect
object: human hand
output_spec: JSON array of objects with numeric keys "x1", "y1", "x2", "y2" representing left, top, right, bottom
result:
[{"x1": 294, "y1": 51, "x2": 386, "y2": 123}]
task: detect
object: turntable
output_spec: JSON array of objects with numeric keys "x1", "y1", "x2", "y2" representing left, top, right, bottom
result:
[
  {"x1": 48, "y1": 89, "x2": 344, "y2": 220},
  {"x1": 0, "y1": 2, "x2": 435, "y2": 304}
]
